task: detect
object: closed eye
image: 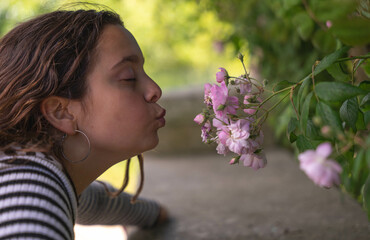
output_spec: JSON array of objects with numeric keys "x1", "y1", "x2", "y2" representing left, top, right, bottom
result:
[{"x1": 122, "y1": 78, "x2": 136, "y2": 82}]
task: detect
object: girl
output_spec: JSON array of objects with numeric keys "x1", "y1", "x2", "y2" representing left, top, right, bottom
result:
[{"x1": 0, "y1": 7, "x2": 167, "y2": 240}]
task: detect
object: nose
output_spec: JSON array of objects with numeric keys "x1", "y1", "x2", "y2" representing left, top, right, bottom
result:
[{"x1": 144, "y1": 74, "x2": 162, "y2": 103}]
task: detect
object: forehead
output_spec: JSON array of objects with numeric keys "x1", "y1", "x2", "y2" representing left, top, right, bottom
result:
[{"x1": 93, "y1": 24, "x2": 143, "y2": 66}]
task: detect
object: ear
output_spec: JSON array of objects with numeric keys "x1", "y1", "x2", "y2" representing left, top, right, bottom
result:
[{"x1": 40, "y1": 96, "x2": 78, "y2": 135}]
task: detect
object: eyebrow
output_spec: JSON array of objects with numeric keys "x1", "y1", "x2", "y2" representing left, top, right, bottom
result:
[{"x1": 110, "y1": 55, "x2": 144, "y2": 70}]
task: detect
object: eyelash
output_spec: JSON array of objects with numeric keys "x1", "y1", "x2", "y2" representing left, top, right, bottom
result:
[{"x1": 123, "y1": 78, "x2": 136, "y2": 82}]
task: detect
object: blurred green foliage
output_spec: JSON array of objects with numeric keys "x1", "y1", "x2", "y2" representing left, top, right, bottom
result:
[
  {"x1": 195, "y1": 0, "x2": 370, "y2": 218},
  {"x1": 199, "y1": 0, "x2": 370, "y2": 82},
  {"x1": 0, "y1": 0, "x2": 245, "y2": 90}
]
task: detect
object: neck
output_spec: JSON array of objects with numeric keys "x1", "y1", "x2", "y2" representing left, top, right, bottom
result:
[{"x1": 60, "y1": 150, "x2": 129, "y2": 195}]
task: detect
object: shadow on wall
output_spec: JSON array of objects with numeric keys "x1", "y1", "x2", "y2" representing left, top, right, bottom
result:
[{"x1": 149, "y1": 85, "x2": 276, "y2": 156}]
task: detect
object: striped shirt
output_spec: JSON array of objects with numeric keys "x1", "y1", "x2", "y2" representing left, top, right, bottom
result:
[{"x1": 0, "y1": 151, "x2": 160, "y2": 240}]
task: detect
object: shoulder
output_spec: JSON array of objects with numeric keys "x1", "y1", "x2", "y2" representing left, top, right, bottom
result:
[{"x1": 0, "y1": 152, "x2": 77, "y2": 240}]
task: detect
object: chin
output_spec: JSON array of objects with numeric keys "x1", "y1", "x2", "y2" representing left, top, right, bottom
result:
[{"x1": 142, "y1": 136, "x2": 160, "y2": 153}]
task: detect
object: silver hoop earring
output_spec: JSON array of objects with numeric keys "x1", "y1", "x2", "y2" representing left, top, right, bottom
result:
[{"x1": 61, "y1": 129, "x2": 91, "y2": 164}]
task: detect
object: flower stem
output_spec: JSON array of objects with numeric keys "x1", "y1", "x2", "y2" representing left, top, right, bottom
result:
[
  {"x1": 256, "y1": 91, "x2": 290, "y2": 125},
  {"x1": 336, "y1": 54, "x2": 370, "y2": 63},
  {"x1": 258, "y1": 87, "x2": 291, "y2": 108}
]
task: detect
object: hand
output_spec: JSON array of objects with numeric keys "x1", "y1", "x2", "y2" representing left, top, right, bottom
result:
[{"x1": 154, "y1": 206, "x2": 169, "y2": 226}]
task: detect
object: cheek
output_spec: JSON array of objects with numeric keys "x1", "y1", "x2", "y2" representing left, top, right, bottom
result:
[{"x1": 89, "y1": 98, "x2": 150, "y2": 138}]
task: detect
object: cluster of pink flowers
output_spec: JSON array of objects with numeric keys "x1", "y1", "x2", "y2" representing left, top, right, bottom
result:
[
  {"x1": 195, "y1": 64, "x2": 342, "y2": 189},
  {"x1": 194, "y1": 67, "x2": 267, "y2": 170}
]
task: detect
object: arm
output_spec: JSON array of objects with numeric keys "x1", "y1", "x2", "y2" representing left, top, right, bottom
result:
[{"x1": 77, "y1": 181, "x2": 161, "y2": 228}]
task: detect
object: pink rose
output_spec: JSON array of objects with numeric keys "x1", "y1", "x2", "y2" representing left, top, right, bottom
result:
[
  {"x1": 201, "y1": 121, "x2": 211, "y2": 143},
  {"x1": 298, "y1": 142, "x2": 342, "y2": 188},
  {"x1": 217, "y1": 119, "x2": 251, "y2": 155},
  {"x1": 243, "y1": 130, "x2": 264, "y2": 153},
  {"x1": 211, "y1": 82, "x2": 239, "y2": 119},
  {"x1": 194, "y1": 113, "x2": 205, "y2": 125},
  {"x1": 236, "y1": 78, "x2": 252, "y2": 94},
  {"x1": 243, "y1": 95, "x2": 261, "y2": 115},
  {"x1": 216, "y1": 142, "x2": 229, "y2": 155},
  {"x1": 213, "y1": 118, "x2": 226, "y2": 130},
  {"x1": 326, "y1": 21, "x2": 332, "y2": 28},
  {"x1": 229, "y1": 157, "x2": 238, "y2": 165},
  {"x1": 240, "y1": 153, "x2": 267, "y2": 170},
  {"x1": 216, "y1": 67, "x2": 228, "y2": 83},
  {"x1": 204, "y1": 83, "x2": 213, "y2": 106}
]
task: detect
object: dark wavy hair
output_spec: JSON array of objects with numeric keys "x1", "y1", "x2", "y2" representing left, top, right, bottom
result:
[{"x1": 0, "y1": 9, "x2": 122, "y2": 152}]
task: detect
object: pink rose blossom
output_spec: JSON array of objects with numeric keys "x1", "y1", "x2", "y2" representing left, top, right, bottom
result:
[
  {"x1": 236, "y1": 78, "x2": 252, "y2": 94},
  {"x1": 194, "y1": 113, "x2": 204, "y2": 125},
  {"x1": 216, "y1": 67, "x2": 228, "y2": 83},
  {"x1": 213, "y1": 118, "x2": 226, "y2": 129},
  {"x1": 243, "y1": 130, "x2": 264, "y2": 153},
  {"x1": 229, "y1": 157, "x2": 238, "y2": 165},
  {"x1": 298, "y1": 142, "x2": 342, "y2": 188},
  {"x1": 240, "y1": 153, "x2": 267, "y2": 170},
  {"x1": 321, "y1": 126, "x2": 331, "y2": 136},
  {"x1": 211, "y1": 82, "x2": 228, "y2": 111},
  {"x1": 243, "y1": 95, "x2": 261, "y2": 115},
  {"x1": 326, "y1": 20, "x2": 332, "y2": 28},
  {"x1": 211, "y1": 82, "x2": 239, "y2": 119},
  {"x1": 204, "y1": 83, "x2": 213, "y2": 106},
  {"x1": 222, "y1": 96, "x2": 239, "y2": 117},
  {"x1": 218, "y1": 119, "x2": 251, "y2": 154},
  {"x1": 216, "y1": 142, "x2": 229, "y2": 155},
  {"x1": 201, "y1": 121, "x2": 211, "y2": 143}
]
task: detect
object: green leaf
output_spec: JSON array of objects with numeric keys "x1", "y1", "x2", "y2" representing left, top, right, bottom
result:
[
  {"x1": 356, "y1": 110, "x2": 367, "y2": 131},
  {"x1": 315, "y1": 82, "x2": 366, "y2": 102},
  {"x1": 293, "y1": 11, "x2": 314, "y2": 40},
  {"x1": 288, "y1": 117, "x2": 299, "y2": 134},
  {"x1": 354, "y1": 59, "x2": 366, "y2": 74},
  {"x1": 306, "y1": 119, "x2": 321, "y2": 140},
  {"x1": 363, "y1": 176, "x2": 370, "y2": 220},
  {"x1": 362, "y1": 61, "x2": 370, "y2": 78},
  {"x1": 297, "y1": 76, "x2": 311, "y2": 113},
  {"x1": 340, "y1": 98, "x2": 359, "y2": 131},
  {"x1": 360, "y1": 93, "x2": 370, "y2": 111},
  {"x1": 300, "y1": 92, "x2": 313, "y2": 135},
  {"x1": 364, "y1": 111, "x2": 370, "y2": 126},
  {"x1": 359, "y1": 81, "x2": 370, "y2": 92},
  {"x1": 316, "y1": 101, "x2": 343, "y2": 132},
  {"x1": 366, "y1": 141, "x2": 370, "y2": 168},
  {"x1": 287, "y1": 117, "x2": 299, "y2": 143},
  {"x1": 310, "y1": 0, "x2": 356, "y2": 21},
  {"x1": 289, "y1": 132, "x2": 297, "y2": 143},
  {"x1": 359, "y1": 0, "x2": 370, "y2": 19},
  {"x1": 313, "y1": 46, "x2": 350, "y2": 75},
  {"x1": 326, "y1": 63, "x2": 350, "y2": 82},
  {"x1": 282, "y1": 0, "x2": 300, "y2": 9},
  {"x1": 353, "y1": 150, "x2": 365, "y2": 181},
  {"x1": 273, "y1": 80, "x2": 295, "y2": 92},
  {"x1": 331, "y1": 18, "x2": 370, "y2": 46},
  {"x1": 296, "y1": 135, "x2": 314, "y2": 152},
  {"x1": 312, "y1": 29, "x2": 336, "y2": 53}
]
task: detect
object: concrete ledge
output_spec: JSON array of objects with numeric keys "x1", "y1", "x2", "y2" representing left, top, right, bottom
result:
[{"x1": 128, "y1": 149, "x2": 370, "y2": 240}]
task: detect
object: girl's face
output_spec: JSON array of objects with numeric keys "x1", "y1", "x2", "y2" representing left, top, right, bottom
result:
[{"x1": 76, "y1": 24, "x2": 165, "y2": 159}]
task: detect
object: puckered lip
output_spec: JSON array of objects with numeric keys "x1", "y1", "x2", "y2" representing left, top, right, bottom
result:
[{"x1": 156, "y1": 109, "x2": 166, "y2": 119}]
